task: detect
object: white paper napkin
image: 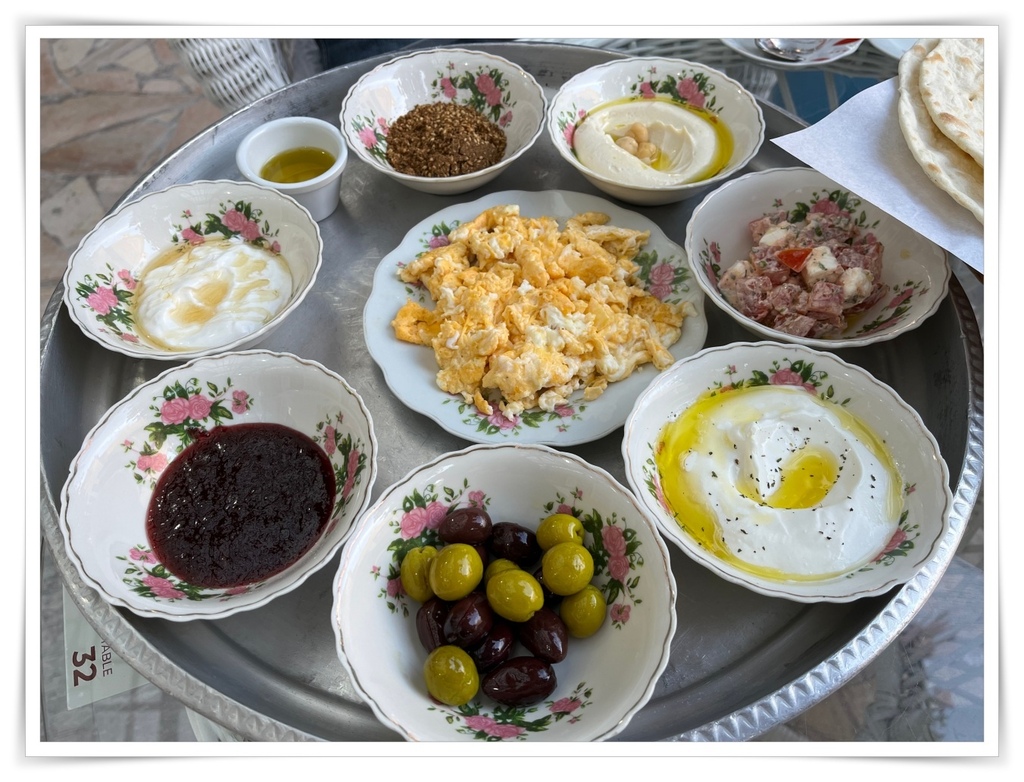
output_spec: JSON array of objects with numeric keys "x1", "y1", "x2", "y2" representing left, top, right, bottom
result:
[{"x1": 771, "y1": 78, "x2": 984, "y2": 273}]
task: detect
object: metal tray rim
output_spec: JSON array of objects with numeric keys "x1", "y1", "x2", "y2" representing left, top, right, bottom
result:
[{"x1": 37, "y1": 41, "x2": 985, "y2": 742}]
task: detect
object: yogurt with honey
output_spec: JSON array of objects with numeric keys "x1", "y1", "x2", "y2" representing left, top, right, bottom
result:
[
  {"x1": 655, "y1": 384, "x2": 902, "y2": 581},
  {"x1": 133, "y1": 238, "x2": 293, "y2": 351},
  {"x1": 572, "y1": 97, "x2": 733, "y2": 187}
]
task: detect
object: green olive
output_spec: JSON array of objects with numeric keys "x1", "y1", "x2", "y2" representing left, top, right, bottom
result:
[
  {"x1": 484, "y1": 557, "x2": 519, "y2": 583},
  {"x1": 423, "y1": 645, "x2": 479, "y2": 706},
  {"x1": 399, "y1": 545, "x2": 437, "y2": 603},
  {"x1": 541, "y1": 541, "x2": 594, "y2": 596},
  {"x1": 428, "y1": 543, "x2": 483, "y2": 601},
  {"x1": 536, "y1": 513, "x2": 585, "y2": 550},
  {"x1": 485, "y1": 568, "x2": 544, "y2": 623},
  {"x1": 559, "y1": 583, "x2": 607, "y2": 638}
]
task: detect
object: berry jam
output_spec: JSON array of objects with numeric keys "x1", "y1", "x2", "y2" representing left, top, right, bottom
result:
[{"x1": 146, "y1": 422, "x2": 336, "y2": 588}]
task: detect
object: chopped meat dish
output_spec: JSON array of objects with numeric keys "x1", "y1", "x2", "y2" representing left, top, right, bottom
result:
[{"x1": 716, "y1": 207, "x2": 885, "y2": 338}]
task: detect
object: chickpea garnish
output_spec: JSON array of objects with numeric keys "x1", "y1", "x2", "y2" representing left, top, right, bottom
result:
[
  {"x1": 612, "y1": 122, "x2": 659, "y2": 166},
  {"x1": 627, "y1": 122, "x2": 649, "y2": 143},
  {"x1": 636, "y1": 141, "x2": 658, "y2": 164},
  {"x1": 615, "y1": 136, "x2": 639, "y2": 155}
]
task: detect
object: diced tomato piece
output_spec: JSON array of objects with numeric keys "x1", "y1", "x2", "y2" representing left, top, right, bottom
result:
[{"x1": 776, "y1": 247, "x2": 813, "y2": 272}]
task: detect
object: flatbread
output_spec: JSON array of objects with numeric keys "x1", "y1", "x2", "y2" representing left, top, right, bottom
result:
[
  {"x1": 919, "y1": 37, "x2": 984, "y2": 166},
  {"x1": 897, "y1": 39, "x2": 984, "y2": 223}
]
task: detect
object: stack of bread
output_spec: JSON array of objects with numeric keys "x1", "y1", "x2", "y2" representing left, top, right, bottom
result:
[{"x1": 897, "y1": 38, "x2": 984, "y2": 224}]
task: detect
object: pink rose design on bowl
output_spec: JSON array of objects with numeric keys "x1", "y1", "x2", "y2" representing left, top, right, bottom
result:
[
  {"x1": 399, "y1": 500, "x2": 447, "y2": 539},
  {"x1": 769, "y1": 368, "x2": 816, "y2": 393},
  {"x1": 231, "y1": 390, "x2": 250, "y2": 415},
  {"x1": 608, "y1": 555, "x2": 630, "y2": 582},
  {"x1": 879, "y1": 528, "x2": 908, "y2": 557},
  {"x1": 160, "y1": 397, "x2": 192, "y2": 425},
  {"x1": 676, "y1": 77, "x2": 705, "y2": 108},
  {"x1": 143, "y1": 574, "x2": 185, "y2": 600},
  {"x1": 810, "y1": 197, "x2": 843, "y2": 216},
  {"x1": 342, "y1": 448, "x2": 360, "y2": 499},
  {"x1": 187, "y1": 394, "x2": 212, "y2": 419},
  {"x1": 322, "y1": 424, "x2": 337, "y2": 455},
  {"x1": 181, "y1": 226, "x2": 205, "y2": 245},
  {"x1": 136, "y1": 451, "x2": 168, "y2": 474},
  {"x1": 358, "y1": 126, "x2": 378, "y2": 149},
  {"x1": 86, "y1": 286, "x2": 118, "y2": 315},
  {"x1": 549, "y1": 697, "x2": 582, "y2": 715},
  {"x1": 462, "y1": 715, "x2": 525, "y2": 739},
  {"x1": 601, "y1": 525, "x2": 627, "y2": 557}
]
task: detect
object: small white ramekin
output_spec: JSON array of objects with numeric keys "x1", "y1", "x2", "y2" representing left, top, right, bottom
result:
[{"x1": 236, "y1": 116, "x2": 348, "y2": 221}]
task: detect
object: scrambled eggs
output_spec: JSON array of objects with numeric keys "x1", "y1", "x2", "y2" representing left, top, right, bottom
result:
[{"x1": 392, "y1": 204, "x2": 689, "y2": 418}]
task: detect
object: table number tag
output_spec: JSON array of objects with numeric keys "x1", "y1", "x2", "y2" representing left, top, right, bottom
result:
[{"x1": 63, "y1": 588, "x2": 148, "y2": 709}]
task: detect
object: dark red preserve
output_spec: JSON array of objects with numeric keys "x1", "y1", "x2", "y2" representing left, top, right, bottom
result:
[{"x1": 146, "y1": 422, "x2": 336, "y2": 588}]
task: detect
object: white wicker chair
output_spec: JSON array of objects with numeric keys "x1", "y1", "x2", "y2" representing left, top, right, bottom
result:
[{"x1": 170, "y1": 38, "x2": 294, "y2": 111}]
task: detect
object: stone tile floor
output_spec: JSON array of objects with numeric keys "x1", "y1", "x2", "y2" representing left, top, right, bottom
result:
[
  {"x1": 35, "y1": 37, "x2": 988, "y2": 747},
  {"x1": 39, "y1": 38, "x2": 226, "y2": 319}
]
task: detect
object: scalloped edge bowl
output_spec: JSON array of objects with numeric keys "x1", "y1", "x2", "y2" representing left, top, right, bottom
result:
[
  {"x1": 685, "y1": 166, "x2": 950, "y2": 348},
  {"x1": 332, "y1": 442, "x2": 677, "y2": 741},
  {"x1": 340, "y1": 48, "x2": 546, "y2": 195},
  {"x1": 622, "y1": 341, "x2": 953, "y2": 603},
  {"x1": 546, "y1": 56, "x2": 765, "y2": 205},
  {"x1": 61, "y1": 179, "x2": 323, "y2": 361},
  {"x1": 58, "y1": 350, "x2": 377, "y2": 621}
]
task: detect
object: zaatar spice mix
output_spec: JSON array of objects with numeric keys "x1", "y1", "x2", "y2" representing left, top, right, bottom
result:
[{"x1": 386, "y1": 102, "x2": 507, "y2": 177}]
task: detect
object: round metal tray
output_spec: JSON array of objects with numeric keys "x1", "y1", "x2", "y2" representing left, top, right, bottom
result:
[{"x1": 39, "y1": 42, "x2": 983, "y2": 742}]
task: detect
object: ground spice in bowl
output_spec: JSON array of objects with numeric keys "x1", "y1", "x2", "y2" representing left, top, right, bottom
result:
[{"x1": 385, "y1": 102, "x2": 507, "y2": 178}]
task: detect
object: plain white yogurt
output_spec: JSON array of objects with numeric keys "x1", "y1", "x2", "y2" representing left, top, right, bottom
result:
[{"x1": 133, "y1": 238, "x2": 293, "y2": 351}]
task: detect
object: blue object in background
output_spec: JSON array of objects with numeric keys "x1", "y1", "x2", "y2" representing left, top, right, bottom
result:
[{"x1": 771, "y1": 70, "x2": 880, "y2": 124}]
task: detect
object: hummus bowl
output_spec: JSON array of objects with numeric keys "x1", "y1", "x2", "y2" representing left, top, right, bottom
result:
[
  {"x1": 58, "y1": 350, "x2": 378, "y2": 621},
  {"x1": 547, "y1": 56, "x2": 765, "y2": 205},
  {"x1": 62, "y1": 179, "x2": 323, "y2": 361},
  {"x1": 622, "y1": 341, "x2": 953, "y2": 603},
  {"x1": 340, "y1": 48, "x2": 546, "y2": 195},
  {"x1": 332, "y1": 443, "x2": 677, "y2": 741},
  {"x1": 686, "y1": 167, "x2": 951, "y2": 348}
]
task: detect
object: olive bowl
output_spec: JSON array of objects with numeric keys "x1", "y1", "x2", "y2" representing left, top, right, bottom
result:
[
  {"x1": 57, "y1": 350, "x2": 377, "y2": 621},
  {"x1": 331, "y1": 442, "x2": 677, "y2": 742}
]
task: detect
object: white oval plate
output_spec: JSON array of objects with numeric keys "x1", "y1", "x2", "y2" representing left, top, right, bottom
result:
[{"x1": 363, "y1": 189, "x2": 708, "y2": 445}]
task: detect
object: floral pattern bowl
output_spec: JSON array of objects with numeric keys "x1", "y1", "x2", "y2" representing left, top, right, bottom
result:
[
  {"x1": 339, "y1": 48, "x2": 546, "y2": 195},
  {"x1": 622, "y1": 341, "x2": 953, "y2": 603},
  {"x1": 546, "y1": 56, "x2": 765, "y2": 206},
  {"x1": 685, "y1": 166, "x2": 950, "y2": 348},
  {"x1": 61, "y1": 179, "x2": 323, "y2": 361},
  {"x1": 58, "y1": 350, "x2": 377, "y2": 621},
  {"x1": 331, "y1": 443, "x2": 677, "y2": 741}
]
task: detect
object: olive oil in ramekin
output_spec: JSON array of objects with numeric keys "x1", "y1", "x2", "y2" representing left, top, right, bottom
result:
[{"x1": 259, "y1": 146, "x2": 337, "y2": 183}]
